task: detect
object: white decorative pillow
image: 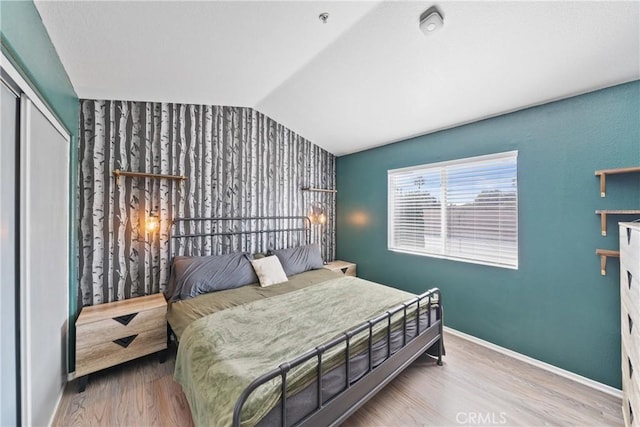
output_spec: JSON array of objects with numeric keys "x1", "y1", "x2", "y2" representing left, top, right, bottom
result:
[{"x1": 250, "y1": 256, "x2": 288, "y2": 287}]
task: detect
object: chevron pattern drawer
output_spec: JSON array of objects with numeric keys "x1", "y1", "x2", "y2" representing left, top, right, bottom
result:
[
  {"x1": 622, "y1": 297, "x2": 640, "y2": 366},
  {"x1": 620, "y1": 223, "x2": 640, "y2": 427},
  {"x1": 622, "y1": 340, "x2": 639, "y2": 427},
  {"x1": 75, "y1": 294, "x2": 167, "y2": 383}
]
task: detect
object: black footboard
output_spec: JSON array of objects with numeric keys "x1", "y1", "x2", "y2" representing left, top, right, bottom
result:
[{"x1": 233, "y1": 288, "x2": 443, "y2": 427}]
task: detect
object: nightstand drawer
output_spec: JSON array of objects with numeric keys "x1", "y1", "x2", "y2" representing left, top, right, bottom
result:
[
  {"x1": 76, "y1": 328, "x2": 166, "y2": 377},
  {"x1": 76, "y1": 306, "x2": 165, "y2": 348}
]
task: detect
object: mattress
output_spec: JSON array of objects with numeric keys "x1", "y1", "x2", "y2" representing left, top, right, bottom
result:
[{"x1": 167, "y1": 268, "x2": 343, "y2": 340}]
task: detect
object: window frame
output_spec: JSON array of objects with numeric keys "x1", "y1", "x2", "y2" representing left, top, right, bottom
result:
[{"x1": 387, "y1": 150, "x2": 518, "y2": 270}]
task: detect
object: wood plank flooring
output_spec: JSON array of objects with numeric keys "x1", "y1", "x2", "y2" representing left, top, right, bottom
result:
[{"x1": 53, "y1": 332, "x2": 623, "y2": 426}]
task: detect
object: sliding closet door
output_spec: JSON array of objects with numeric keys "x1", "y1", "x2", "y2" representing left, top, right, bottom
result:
[
  {"x1": 20, "y1": 97, "x2": 69, "y2": 427},
  {"x1": 0, "y1": 80, "x2": 19, "y2": 427}
]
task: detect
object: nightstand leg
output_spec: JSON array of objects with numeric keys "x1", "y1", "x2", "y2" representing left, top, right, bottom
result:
[
  {"x1": 158, "y1": 349, "x2": 167, "y2": 364},
  {"x1": 77, "y1": 375, "x2": 89, "y2": 393}
]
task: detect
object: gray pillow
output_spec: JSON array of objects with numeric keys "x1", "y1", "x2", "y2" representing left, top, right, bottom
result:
[
  {"x1": 272, "y1": 244, "x2": 324, "y2": 277},
  {"x1": 165, "y1": 252, "x2": 258, "y2": 301}
]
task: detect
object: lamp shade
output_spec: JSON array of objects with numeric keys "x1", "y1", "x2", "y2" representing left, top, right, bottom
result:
[
  {"x1": 146, "y1": 209, "x2": 160, "y2": 233},
  {"x1": 309, "y1": 203, "x2": 327, "y2": 225}
]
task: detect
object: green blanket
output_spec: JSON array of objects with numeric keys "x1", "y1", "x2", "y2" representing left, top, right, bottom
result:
[
  {"x1": 168, "y1": 269, "x2": 342, "y2": 340},
  {"x1": 174, "y1": 276, "x2": 424, "y2": 427}
]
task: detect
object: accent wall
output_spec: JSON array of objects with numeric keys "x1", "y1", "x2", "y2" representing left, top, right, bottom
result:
[
  {"x1": 336, "y1": 80, "x2": 640, "y2": 388},
  {"x1": 79, "y1": 99, "x2": 335, "y2": 306}
]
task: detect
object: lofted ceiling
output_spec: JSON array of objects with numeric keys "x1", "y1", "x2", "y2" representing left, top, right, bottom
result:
[{"x1": 35, "y1": 1, "x2": 640, "y2": 156}]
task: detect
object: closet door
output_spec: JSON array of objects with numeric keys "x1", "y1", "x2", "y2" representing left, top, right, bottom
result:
[
  {"x1": 20, "y1": 97, "x2": 69, "y2": 427},
  {"x1": 0, "y1": 79, "x2": 20, "y2": 427}
]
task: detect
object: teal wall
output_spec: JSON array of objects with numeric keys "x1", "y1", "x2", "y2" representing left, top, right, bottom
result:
[
  {"x1": 1, "y1": 0, "x2": 79, "y2": 370},
  {"x1": 336, "y1": 81, "x2": 640, "y2": 388},
  {"x1": 1, "y1": 1, "x2": 78, "y2": 131}
]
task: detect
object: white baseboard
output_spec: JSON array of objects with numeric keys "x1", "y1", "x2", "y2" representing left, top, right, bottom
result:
[
  {"x1": 444, "y1": 326, "x2": 622, "y2": 399},
  {"x1": 47, "y1": 387, "x2": 65, "y2": 427}
]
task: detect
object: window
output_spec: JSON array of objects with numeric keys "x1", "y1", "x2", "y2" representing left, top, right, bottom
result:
[{"x1": 388, "y1": 151, "x2": 518, "y2": 269}]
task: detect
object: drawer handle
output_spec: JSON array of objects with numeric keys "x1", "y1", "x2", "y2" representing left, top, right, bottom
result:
[
  {"x1": 628, "y1": 271, "x2": 633, "y2": 290},
  {"x1": 627, "y1": 227, "x2": 632, "y2": 245},
  {"x1": 113, "y1": 334, "x2": 138, "y2": 348},
  {"x1": 629, "y1": 357, "x2": 634, "y2": 379},
  {"x1": 630, "y1": 401, "x2": 634, "y2": 425},
  {"x1": 113, "y1": 313, "x2": 138, "y2": 326},
  {"x1": 629, "y1": 314, "x2": 634, "y2": 334}
]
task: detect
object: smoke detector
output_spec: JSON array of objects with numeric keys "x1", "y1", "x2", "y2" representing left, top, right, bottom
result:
[{"x1": 419, "y1": 7, "x2": 444, "y2": 35}]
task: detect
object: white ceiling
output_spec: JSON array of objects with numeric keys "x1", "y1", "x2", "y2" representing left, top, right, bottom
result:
[{"x1": 36, "y1": 1, "x2": 640, "y2": 156}]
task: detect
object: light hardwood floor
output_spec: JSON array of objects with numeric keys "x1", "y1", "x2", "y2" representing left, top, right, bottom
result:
[{"x1": 53, "y1": 332, "x2": 623, "y2": 426}]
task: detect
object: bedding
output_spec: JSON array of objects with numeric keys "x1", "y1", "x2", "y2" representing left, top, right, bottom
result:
[
  {"x1": 167, "y1": 218, "x2": 444, "y2": 427},
  {"x1": 250, "y1": 256, "x2": 288, "y2": 287},
  {"x1": 165, "y1": 253, "x2": 257, "y2": 302},
  {"x1": 167, "y1": 268, "x2": 341, "y2": 340},
  {"x1": 174, "y1": 275, "x2": 435, "y2": 427},
  {"x1": 271, "y1": 244, "x2": 323, "y2": 276}
]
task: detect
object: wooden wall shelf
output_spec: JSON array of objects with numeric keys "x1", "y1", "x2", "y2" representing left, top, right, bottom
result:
[
  {"x1": 595, "y1": 166, "x2": 640, "y2": 197},
  {"x1": 596, "y1": 249, "x2": 620, "y2": 276},
  {"x1": 593, "y1": 166, "x2": 639, "y2": 277},
  {"x1": 301, "y1": 187, "x2": 337, "y2": 193},
  {"x1": 112, "y1": 169, "x2": 187, "y2": 182},
  {"x1": 595, "y1": 210, "x2": 640, "y2": 236}
]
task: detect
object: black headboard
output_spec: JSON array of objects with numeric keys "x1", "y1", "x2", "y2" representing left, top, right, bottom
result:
[{"x1": 169, "y1": 216, "x2": 311, "y2": 258}]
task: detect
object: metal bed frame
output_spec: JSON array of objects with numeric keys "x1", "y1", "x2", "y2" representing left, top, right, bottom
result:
[
  {"x1": 169, "y1": 216, "x2": 311, "y2": 259},
  {"x1": 234, "y1": 289, "x2": 442, "y2": 427},
  {"x1": 169, "y1": 216, "x2": 443, "y2": 427}
]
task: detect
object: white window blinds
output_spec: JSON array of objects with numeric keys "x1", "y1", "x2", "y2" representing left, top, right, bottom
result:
[{"x1": 388, "y1": 151, "x2": 518, "y2": 269}]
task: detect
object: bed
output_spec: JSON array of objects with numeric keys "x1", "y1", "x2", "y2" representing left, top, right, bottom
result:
[{"x1": 166, "y1": 216, "x2": 443, "y2": 427}]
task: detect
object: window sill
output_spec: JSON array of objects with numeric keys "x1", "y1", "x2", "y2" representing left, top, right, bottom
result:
[{"x1": 388, "y1": 247, "x2": 518, "y2": 270}]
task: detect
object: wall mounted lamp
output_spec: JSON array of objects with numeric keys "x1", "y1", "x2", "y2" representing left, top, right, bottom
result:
[
  {"x1": 308, "y1": 203, "x2": 327, "y2": 225},
  {"x1": 146, "y1": 208, "x2": 160, "y2": 233}
]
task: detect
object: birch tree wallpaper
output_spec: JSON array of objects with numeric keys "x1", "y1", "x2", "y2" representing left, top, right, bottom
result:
[{"x1": 79, "y1": 100, "x2": 335, "y2": 306}]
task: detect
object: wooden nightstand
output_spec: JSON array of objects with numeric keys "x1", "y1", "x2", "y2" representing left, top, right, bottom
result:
[
  {"x1": 324, "y1": 260, "x2": 357, "y2": 277},
  {"x1": 75, "y1": 293, "x2": 167, "y2": 392}
]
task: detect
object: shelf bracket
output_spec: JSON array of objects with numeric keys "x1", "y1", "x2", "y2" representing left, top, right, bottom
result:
[
  {"x1": 594, "y1": 166, "x2": 640, "y2": 197},
  {"x1": 595, "y1": 210, "x2": 640, "y2": 237},
  {"x1": 598, "y1": 173, "x2": 606, "y2": 198},
  {"x1": 595, "y1": 249, "x2": 619, "y2": 276}
]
